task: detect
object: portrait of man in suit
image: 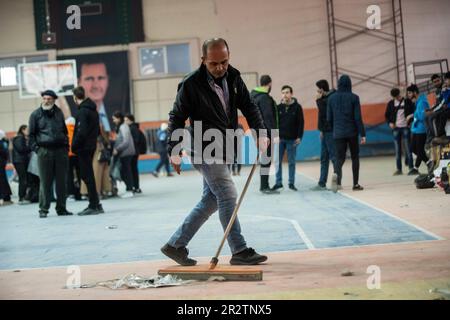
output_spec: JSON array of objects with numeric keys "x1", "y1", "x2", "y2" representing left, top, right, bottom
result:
[
  {"x1": 59, "y1": 51, "x2": 131, "y2": 132},
  {"x1": 78, "y1": 61, "x2": 112, "y2": 132}
]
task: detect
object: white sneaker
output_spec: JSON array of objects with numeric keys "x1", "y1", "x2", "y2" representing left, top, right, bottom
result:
[{"x1": 120, "y1": 191, "x2": 134, "y2": 199}]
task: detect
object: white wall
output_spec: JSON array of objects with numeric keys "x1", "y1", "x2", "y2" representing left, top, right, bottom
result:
[
  {"x1": 0, "y1": 0, "x2": 36, "y2": 54},
  {"x1": 403, "y1": 0, "x2": 450, "y2": 63},
  {"x1": 142, "y1": 0, "x2": 331, "y2": 107}
]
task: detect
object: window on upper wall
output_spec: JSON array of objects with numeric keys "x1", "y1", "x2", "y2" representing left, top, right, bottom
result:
[
  {"x1": 139, "y1": 43, "x2": 191, "y2": 77},
  {"x1": 0, "y1": 55, "x2": 49, "y2": 88}
]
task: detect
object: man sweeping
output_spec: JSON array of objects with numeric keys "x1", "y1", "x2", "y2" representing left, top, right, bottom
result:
[{"x1": 161, "y1": 38, "x2": 270, "y2": 266}]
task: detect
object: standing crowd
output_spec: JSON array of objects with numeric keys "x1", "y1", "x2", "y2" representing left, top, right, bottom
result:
[
  {"x1": 0, "y1": 87, "x2": 163, "y2": 214},
  {"x1": 1, "y1": 66, "x2": 449, "y2": 212}
]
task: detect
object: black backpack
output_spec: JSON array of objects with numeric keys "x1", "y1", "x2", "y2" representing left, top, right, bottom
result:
[
  {"x1": 138, "y1": 130, "x2": 147, "y2": 155},
  {"x1": 414, "y1": 174, "x2": 435, "y2": 189}
]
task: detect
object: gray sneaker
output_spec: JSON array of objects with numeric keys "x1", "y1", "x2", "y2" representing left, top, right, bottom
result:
[
  {"x1": 310, "y1": 184, "x2": 327, "y2": 191},
  {"x1": 331, "y1": 174, "x2": 338, "y2": 193},
  {"x1": 230, "y1": 248, "x2": 267, "y2": 265},
  {"x1": 78, "y1": 207, "x2": 100, "y2": 216},
  {"x1": 161, "y1": 244, "x2": 197, "y2": 266}
]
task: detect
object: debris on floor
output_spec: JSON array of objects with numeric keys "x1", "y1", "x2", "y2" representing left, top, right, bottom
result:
[
  {"x1": 429, "y1": 288, "x2": 450, "y2": 299},
  {"x1": 105, "y1": 225, "x2": 118, "y2": 230},
  {"x1": 207, "y1": 276, "x2": 226, "y2": 282},
  {"x1": 341, "y1": 271, "x2": 355, "y2": 277},
  {"x1": 78, "y1": 274, "x2": 196, "y2": 289}
]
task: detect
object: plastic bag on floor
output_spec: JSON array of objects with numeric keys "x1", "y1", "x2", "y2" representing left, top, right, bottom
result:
[{"x1": 80, "y1": 273, "x2": 195, "y2": 289}]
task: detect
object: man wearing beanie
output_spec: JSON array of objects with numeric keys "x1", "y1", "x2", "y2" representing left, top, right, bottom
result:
[{"x1": 28, "y1": 90, "x2": 72, "y2": 218}]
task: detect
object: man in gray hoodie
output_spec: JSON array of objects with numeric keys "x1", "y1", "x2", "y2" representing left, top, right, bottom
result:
[{"x1": 112, "y1": 111, "x2": 136, "y2": 198}]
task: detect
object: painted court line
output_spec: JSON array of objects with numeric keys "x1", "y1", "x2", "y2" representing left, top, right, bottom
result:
[
  {"x1": 251, "y1": 215, "x2": 315, "y2": 249},
  {"x1": 338, "y1": 191, "x2": 444, "y2": 241},
  {"x1": 299, "y1": 173, "x2": 444, "y2": 241}
]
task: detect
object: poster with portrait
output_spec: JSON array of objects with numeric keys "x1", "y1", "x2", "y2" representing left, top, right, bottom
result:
[{"x1": 57, "y1": 51, "x2": 130, "y2": 133}]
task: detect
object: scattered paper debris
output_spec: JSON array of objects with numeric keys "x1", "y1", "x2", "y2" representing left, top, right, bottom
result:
[
  {"x1": 77, "y1": 274, "x2": 195, "y2": 289},
  {"x1": 429, "y1": 288, "x2": 450, "y2": 299}
]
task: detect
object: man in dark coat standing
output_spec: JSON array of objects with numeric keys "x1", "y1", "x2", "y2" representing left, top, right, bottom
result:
[
  {"x1": 250, "y1": 75, "x2": 279, "y2": 194},
  {"x1": 72, "y1": 86, "x2": 103, "y2": 215},
  {"x1": 327, "y1": 75, "x2": 366, "y2": 192},
  {"x1": 28, "y1": 90, "x2": 72, "y2": 218}
]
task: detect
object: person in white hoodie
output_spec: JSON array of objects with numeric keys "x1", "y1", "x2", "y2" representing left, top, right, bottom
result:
[{"x1": 112, "y1": 111, "x2": 136, "y2": 198}]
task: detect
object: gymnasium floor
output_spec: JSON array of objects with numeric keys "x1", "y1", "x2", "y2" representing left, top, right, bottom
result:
[{"x1": 0, "y1": 156, "x2": 449, "y2": 299}]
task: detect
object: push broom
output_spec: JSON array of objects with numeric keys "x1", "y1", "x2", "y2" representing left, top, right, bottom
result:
[{"x1": 158, "y1": 152, "x2": 263, "y2": 281}]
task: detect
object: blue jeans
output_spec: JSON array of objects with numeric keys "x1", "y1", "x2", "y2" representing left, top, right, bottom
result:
[
  {"x1": 393, "y1": 127, "x2": 413, "y2": 171},
  {"x1": 168, "y1": 162, "x2": 247, "y2": 254},
  {"x1": 319, "y1": 131, "x2": 337, "y2": 187},
  {"x1": 276, "y1": 139, "x2": 297, "y2": 185}
]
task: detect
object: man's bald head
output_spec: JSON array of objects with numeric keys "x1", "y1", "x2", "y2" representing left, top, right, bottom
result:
[
  {"x1": 201, "y1": 38, "x2": 229, "y2": 58},
  {"x1": 201, "y1": 38, "x2": 230, "y2": 79}
]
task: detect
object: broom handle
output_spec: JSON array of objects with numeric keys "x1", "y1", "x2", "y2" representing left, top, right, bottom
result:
[{"x1": 211, "y1": 153, "x2": 260, "y2": 262}]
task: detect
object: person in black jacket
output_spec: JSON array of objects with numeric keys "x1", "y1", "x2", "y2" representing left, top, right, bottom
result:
[
  {"x1": 327, "y1": 75, "x2": 366, "y2": 192},
  {"x1": 29, "y1": 90, "x2": 72, "y2": 218},
  {"x1": 125, "y1": 114, "x2": 145, "y2": 192},
  {"x1": 152, "y1": 122, "x2": 173, "y2": 177},
  {"x1": 272, "y1": 85, "x2": 304, "y2": 192},
  {"x1": 0, "y1": 130, "x2": 12, "y2": 206},
  {"x1": 312, "y1": 80, "x2": 337, "y2": 191},
  {"x1": 12, "y1": 125, "x2": 31, "y2": 204},
  {"x1": 72, "y1": 86, "x2": 103, "y2": 216},
  {"x1": 384, "y1": 88, "x2": 417, "y2": 176},
  {"x1": 250, "y1": 75, "x2": 279, "y2": 194},
  {"x1": 161, "y1": 38, "x2": 269, "y2": 266}
]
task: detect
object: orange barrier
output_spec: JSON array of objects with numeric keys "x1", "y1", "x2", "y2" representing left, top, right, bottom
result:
[{"x1": 139, "y1": 102, "x2": 388, "y2": 132}]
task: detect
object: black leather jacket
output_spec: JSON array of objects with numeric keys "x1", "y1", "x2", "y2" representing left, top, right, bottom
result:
[
  {"x1": 28, "y1": 105, "x2": 68, "y2": 152},
  {"x1": 167, "y1": 64, "x2": 266, "y2": 160}
]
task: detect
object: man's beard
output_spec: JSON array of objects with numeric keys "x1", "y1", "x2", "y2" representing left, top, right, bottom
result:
[{"x1": 42, "y1": 103, "x2": 54, "y2": 110}]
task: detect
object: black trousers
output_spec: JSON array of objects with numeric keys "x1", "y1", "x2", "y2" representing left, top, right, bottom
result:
[
  {"x1": 411, "y1": 133, "x2": 429, "y2": 168},
  {"x1": 260, "y1": 141, "x2": 272, "y2": 189},
  {"x1": 131, "y1": 155, "x2": 140, "y2": 190},
  {"x1": 155, "y1": 151, "x2": 170, "y2": 173},
  {"x1": 78, "y1": 150, "x2": 99, "y2": 209},
  {"x1": 232, "y1": 163, "x2": 242, "y2": 174},
  {"x1": 27, "y1": 173, "x2": 40, "y2": 202},
  {"x1": 334, "y1": 135, "x2": 360, "y2": 186},
  {"x1": 120, "y1": 155, "x2": 135, "y2": 191},
  {"x1": 37, "y1": 147, "x2": 68, "y2": 213},
  {"x1": 14, "y1": 162, "x2": 28, "y2": 200},
  {"x1": 67, "y1": 156, "x2": 81, "y2": 200},
  {"x1": 426, "y1": 108, "x2": 450, "y2": 143}
]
